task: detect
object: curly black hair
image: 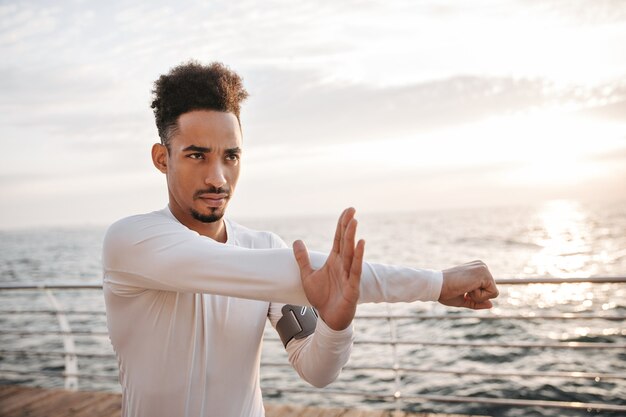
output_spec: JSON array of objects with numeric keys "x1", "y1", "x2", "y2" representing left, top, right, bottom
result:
[{"x1": 151, "y1": 60, "x2": 249, "y2": 146}]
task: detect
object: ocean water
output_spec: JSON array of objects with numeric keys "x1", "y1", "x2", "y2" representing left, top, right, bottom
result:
[{"x1": 0, "y1": 199, "x2": 625, "y2": 416}]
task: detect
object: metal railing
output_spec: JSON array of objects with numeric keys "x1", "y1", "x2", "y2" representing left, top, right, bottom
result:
[{"x1": 1, "y1": 277, "x2": 625, "y2": 413}]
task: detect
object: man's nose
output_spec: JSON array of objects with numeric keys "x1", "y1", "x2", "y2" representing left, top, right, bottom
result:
[{"x1": 204, "y1": 163, "x2": 227, "y2": 188}]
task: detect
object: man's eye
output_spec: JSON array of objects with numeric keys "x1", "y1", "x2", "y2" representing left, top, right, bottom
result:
[
  {"x1": 188, "y1": 153, "x2": 204, "y2": 160},
  {"x1": 225, "y1": 154, "x2": 240, "y2": 162}
]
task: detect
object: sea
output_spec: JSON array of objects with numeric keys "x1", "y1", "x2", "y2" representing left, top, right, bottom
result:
[{"x1": 1, "y1": 199, "x2": 625, "y2": 416}]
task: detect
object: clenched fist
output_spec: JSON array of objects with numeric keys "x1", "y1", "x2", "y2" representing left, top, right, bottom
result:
[{"x1": 439, "y1": 260, "x2": 499, "y2": 309}]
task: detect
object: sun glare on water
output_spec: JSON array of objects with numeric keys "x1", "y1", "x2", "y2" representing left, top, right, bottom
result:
[
  {"x1": 505, "y1": 200, "x2": 604, "y2": 313},
  {"x1": 526, "y1": 200, "x2": 595, "y2": 279}
]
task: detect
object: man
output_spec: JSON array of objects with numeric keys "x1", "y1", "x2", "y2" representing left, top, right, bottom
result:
[{"x1": 102, "y1": 61, "x2": 498, "y2": 417}]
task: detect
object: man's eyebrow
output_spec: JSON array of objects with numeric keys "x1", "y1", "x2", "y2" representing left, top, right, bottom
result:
[
  {"x1": 182, "y1": 145, "x2": 211, "y2": 153},
  {"x1": 181, "y1": 145, "x2": 241, "y2": 154}
]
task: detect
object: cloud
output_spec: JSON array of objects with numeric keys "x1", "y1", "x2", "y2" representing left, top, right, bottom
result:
[
  {"x1": 0, "y1": 63, "x2": 156, "y2": 178},
  {"x1": 0, "y1": 3, "x2": 59, "y2": 47},
  {"x1": 522, "y1": 0, "x2": 626, "y2": 24},
  {"x1": 0, "y1": 65, "x2": 114, "y2": 104},
  {"x1": 243, "y1": 71, "x2": 626, "y2": 148},
  {"x1": 575, "y1": 98, "x2": 626, "y2": 122},
  {"x1": 589, "y1": 144, "x2": 626, "y2": 162}
]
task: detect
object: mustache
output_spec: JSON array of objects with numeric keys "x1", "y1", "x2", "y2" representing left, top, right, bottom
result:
[{"x1": 193, "y1": 186, "x2": 231, "y2": 199}]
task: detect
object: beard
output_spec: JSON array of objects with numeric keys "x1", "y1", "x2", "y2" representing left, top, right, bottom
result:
[
  {"x1": 190, "y1": 185, "x2": 230, "y2": 223},
  {"x1": 190, "y1": 207, "x2": 225, "y2": 223}
]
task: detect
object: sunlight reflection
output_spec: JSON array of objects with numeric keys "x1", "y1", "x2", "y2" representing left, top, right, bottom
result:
[
  {"x1": 513, "y1": 200, "x2": 605, "y2": 308},
  {"x1": 524, "y1": 283, "x2": 593, "y2": 309},
  {"x1": 526, "y1": 200, "x2": 595, "y2": 278}
]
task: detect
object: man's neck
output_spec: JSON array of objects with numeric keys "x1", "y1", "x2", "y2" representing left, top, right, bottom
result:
[
  {"x1": 193, "y1": 218, "x2": 228, "y2": 243},
  {"x1": 168, "y1": 205, "x2": 228, "y2": 243}
]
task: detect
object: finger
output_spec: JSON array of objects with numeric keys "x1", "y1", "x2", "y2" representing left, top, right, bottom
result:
[
  {"x1": 468, "y1": 281, "x2": 499, "y2": 303},
  {"x1": 339, "y1": 208, "x2": 356, "y2": 254},
  {"x1": 485, "y1": 279, "x2": 500, "y2": 299},
  {"x1": 467, "y1": 287, "x2": 492, "y2": 303},
  {"x1": 292, "y1": 240, "x2": 314, "y2": 278},
  {"x1": 342, "y1": 218, "x2": 358, "y2": 274},
  {"x1": 479, "y1": 263, "x2": 499, "y2": 298},
  {"x1": 332, "y1": 208, "x2": 350, "y2": 255},
  {"x1": 349, "y1": 239, "x2": 365, "y2": 286},
  {"x1": 463, "y1": 293, "x2": 493, "y2": 309}
]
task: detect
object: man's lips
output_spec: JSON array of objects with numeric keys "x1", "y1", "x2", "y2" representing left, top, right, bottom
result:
[{"x1": 196, "y1": 193, "x2": 229, "y2": 207}]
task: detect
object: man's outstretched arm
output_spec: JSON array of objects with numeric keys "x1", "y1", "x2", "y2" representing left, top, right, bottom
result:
[{"x1": 294, "y1": 208, "x2": 499, "y2": 329}]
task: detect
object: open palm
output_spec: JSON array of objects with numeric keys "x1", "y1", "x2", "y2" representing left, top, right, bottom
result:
[{"x1": 292, "y1": 208, "x2": 365, "y2": 331}]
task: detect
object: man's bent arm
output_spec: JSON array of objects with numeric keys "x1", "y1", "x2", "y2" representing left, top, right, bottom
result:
[
  {"x1": 283, "y1": 318, "x2": 353, "y2": 388},
  {"x1": 267, "y1": 233, "x2": 353, "y2": 389},
  {"x1": 103, "y1": 211, "x2": 442, "y2": 304}
]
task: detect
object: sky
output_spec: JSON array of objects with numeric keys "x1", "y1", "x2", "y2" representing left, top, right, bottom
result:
[{"x1": 1, "y1": 0, "x2": 625, "y2": 229}]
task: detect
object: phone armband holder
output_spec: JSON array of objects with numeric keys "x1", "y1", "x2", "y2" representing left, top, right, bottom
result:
[{"x1": 276, "y1": 304, "x2": 318, "y2": 347}]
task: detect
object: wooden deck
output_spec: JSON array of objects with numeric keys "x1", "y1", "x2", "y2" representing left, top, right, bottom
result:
[{"x1": 0, "y1": 385, "x2": 488, "y2": 417}]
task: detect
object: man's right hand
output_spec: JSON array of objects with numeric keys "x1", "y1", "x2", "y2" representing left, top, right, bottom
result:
[
  {"x1": 439, "y1": 260, "x2": 499, "y2": 309},
  {"x1": 292, "y1": 208, "x2": 365, "y2": 332}
]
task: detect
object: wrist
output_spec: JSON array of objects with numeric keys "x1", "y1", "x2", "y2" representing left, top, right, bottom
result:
[
  {"x1": 317, "y1": 315, "x2": 354, "y2": 336},
  {"x1": 318, "y1": 309, "x2": 355, "y2": 331}
]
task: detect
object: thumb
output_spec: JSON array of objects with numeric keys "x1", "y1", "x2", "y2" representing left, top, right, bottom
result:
[{"x1": 293, "y1": 240, "x2": 314, "y2": 278}]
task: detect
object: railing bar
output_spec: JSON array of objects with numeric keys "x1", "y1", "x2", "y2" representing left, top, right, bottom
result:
[
  {"x1": 0, "y1": 284, "x2": 103, "y2": 290},
  {"x1": 3, "y1": 353, "x2": 623, "y2": 381},
  {"x1": 495, "y1": 277, "x2": 626, "y2": 284},
  {"x1": 0, "y1": 330, "x2": 110, "y2": 336},
  {"x1": 8, "y1": 332, "x2": 622, "y2": 348},
  {"x1": 354, "y1": 314, "x2": 625, "y2": 320},
  {"x1": 262, "y1": 337, "x2": 626, "y2": 349},
  {"x1": 262, "y1": 387, "x2": 626, "y2": 411},
  {"x1": 355, "y1": 340, "x2": 626, "y2": 349},
  {"x1": 386, "y1": 303, "x2": 402, "y2": 408},
  {"x1": 45, "y1": 289, "x2": 78, "y2": 391},
  {"x1": 400, "y1": 393, "x2": 626, "y2": 411},
  {"x1": 4, "y1": 367, "x2": 623, "y2": 383},
  {"x1": 262, "y1": 387, "x2": 388, "y2": 400},
  {"x1": 358, "y1": 340, "x2": 626, "y2": 349},
  {"x1": 260, "y1": 362, "x2": 626, "y2": 380},
  {"x1": 0, "y1": 370, "x2": 119, "y2": 381},
  {"x1": 2, "y1": 311, "x2": 624, "y2": 320},
  {"x1": 1, "y1": 276, "x2": 625, "y2": 291},
  {"x1": 0, "y1": 310, "x2": 105, "y2": 315},
  {"x1": 389, "y1": 368, "x2": 626, "y2": 381},
  {"x1": 0, "y1": 349, "x2": 115, "y2": 358}
]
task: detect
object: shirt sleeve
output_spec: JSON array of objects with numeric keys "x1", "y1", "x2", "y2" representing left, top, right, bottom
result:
[
  {"x1": 102, "y1": 211, "x2": 443, "y2": 305},
  {"x1": 267, "y1": 233, "x2": 353, "y2": 388}
]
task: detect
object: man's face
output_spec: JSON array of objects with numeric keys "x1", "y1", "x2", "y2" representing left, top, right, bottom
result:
[{"x1": 155, "y1": 110, "x2": 242, "y2": 225}]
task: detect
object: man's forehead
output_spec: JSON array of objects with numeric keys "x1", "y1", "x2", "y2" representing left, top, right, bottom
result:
[
  {"x1": 172, "y1": 110, "x2": 242, "y2": 149},
  {"x1": 178, "y1": 109, "x2": 239, "y2": 126}
]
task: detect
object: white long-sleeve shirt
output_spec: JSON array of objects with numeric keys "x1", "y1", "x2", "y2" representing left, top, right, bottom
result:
[{"x1": 102, "y1": 207, "x2": 443, "y2": 417}]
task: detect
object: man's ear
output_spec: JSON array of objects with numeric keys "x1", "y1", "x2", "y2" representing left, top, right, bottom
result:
[{"x1": 152, "y1": 143, "x2": 168, "y2": 173}]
